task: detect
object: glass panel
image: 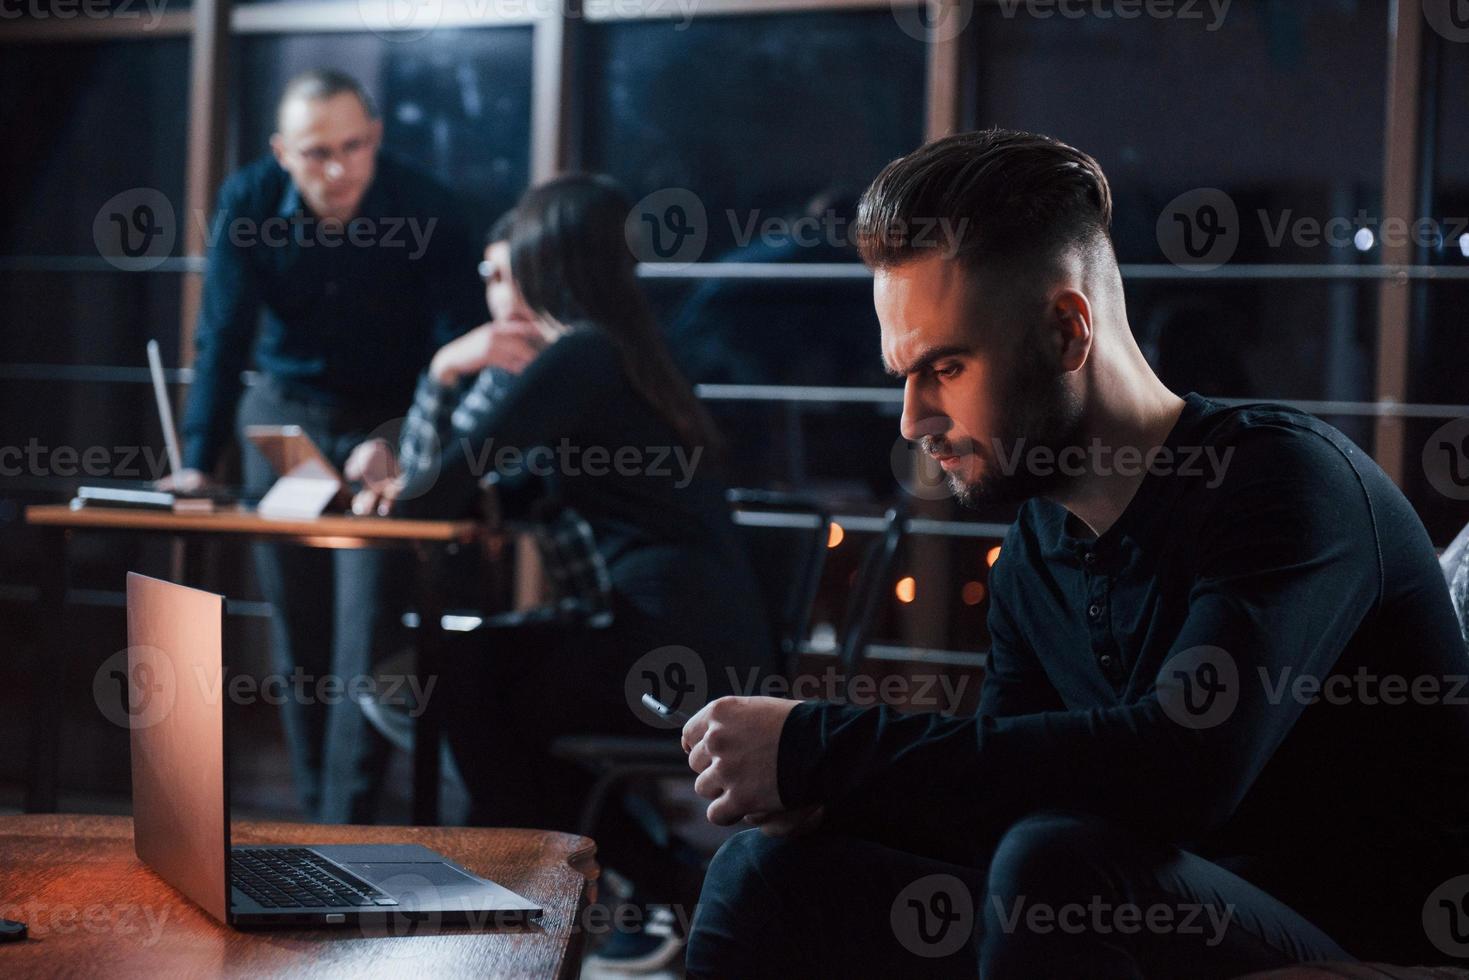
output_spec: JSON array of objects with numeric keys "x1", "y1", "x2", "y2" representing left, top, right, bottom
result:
[
  {"x1": 1407, "y1": 36, "x2": 1469, "y2": 544},
  {"x1": 3, "y1": 0, "x2": 188, "y2": 18},
  {"x1": 0, "y1": 40, "x2": 190, "y2": 257},
  {"x1": 1124, "y1": 278, "x2": 1377, "y2": 412},
  {"x1": 1428, "y1": 31, "x2": 1469, "y2": 267},
  {"x1": 971, "y1": 2, "x2": 1387, "y2": 265},
  {"x1": 1403, "y1": 281, "x2": 1469, "y2": 548},
  {"x1": 644, "y1": 274, "x2": 899, "y2": 494},
  {"x1": 649, "y1": 272, "x2": 1377, "y2": 492},
  {"x1": 0, "y1": 376, "x2": 171, "y2": 493},
  {"x1": 233, "y1": 27, "x2": 535, "y2": 232},
  {"x1": 644, "y1": 276, "x2": 887, "y2": 388},
  {"x1": 582, "y1": 10, "x2": 927, "y2": 260},
  {"x1": 0, "y1": 270, "x2": 183, "y2": 365}
]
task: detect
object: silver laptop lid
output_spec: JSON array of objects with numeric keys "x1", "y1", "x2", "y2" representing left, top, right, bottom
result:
[
  {"x1": 125, "y1": 572, "x2": 230, "y2": 923},
  {"x1": 146, "y1": 339, "x2": 183, "y2": 479}
]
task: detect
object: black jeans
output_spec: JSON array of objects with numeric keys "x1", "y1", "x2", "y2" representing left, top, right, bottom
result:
[
  {"x1": 237, "y1": 379, "x2": 409, "y2": 823},
  {"x1": 686, "y1": 812, "x2": 1353, "y2": 979}
]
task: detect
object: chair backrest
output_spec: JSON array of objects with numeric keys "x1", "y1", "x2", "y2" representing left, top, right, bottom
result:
[
  {"x1": 836, "y1": 506, "x2": 908, "y2": 681},
  {"x1": 727, "y1": 489, "x2": 832, "y2": 679}
]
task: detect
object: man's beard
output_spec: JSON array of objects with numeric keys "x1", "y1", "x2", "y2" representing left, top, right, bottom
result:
[{"x1": 926, "y1": 340, "x2": 1084, "y2": 510}]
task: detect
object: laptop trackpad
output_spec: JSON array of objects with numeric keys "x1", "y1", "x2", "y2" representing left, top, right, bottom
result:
[{"x1": 345, "y1": 862, "x2": 477, "y2": 888}]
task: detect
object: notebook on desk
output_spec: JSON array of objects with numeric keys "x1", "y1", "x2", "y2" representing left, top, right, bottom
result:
[{"x1": 124, "y1": 571, "x2": 542, "y2": 929}]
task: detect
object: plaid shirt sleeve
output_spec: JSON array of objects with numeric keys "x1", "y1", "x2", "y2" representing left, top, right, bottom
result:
[
  {"x1": 396, "y1": 367, "x2": 613, "y2": 622},
  {"x1": 533, "y1": 508, "x2": 614, "y2": 626},
  {"x1": 398, "y1": 370, "x2": 485, "y2": 497}
]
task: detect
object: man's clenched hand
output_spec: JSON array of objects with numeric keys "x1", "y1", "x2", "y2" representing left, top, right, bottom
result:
[{"x1": 682, "y1": 696, "x2": 799, "y2": 826}]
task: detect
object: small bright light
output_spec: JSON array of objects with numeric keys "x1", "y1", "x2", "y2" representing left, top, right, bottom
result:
[
  {"x1": 986, "y1": 545, "x2": 1002, "y2": 567},
  {"x1": 827, "y1": 522, "x2": 844, "y2": 548},
  {"x1": 1459, "y1": 233, "x2": 1469, "y2": 259},
  {"x1": 895, "y1": 576, "x2": 917, "y2": 603},
  {"x1": 961, "y1": 581, "x2": 987, "y2": 605},
  {"x1": 1353, "y1": 227, "x2": 1374, "y2": 252}
]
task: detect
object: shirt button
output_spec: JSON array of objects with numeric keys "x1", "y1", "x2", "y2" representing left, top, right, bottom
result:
[
  {"x1": 1099, "y1": 655, "x2": 1114, "y2": 668},
  {"x1": 1083, "y1": 552, "x2": 1097, "y2": 567},
  {"x1": 1088, "y1": 603, "x2": 1102, "y2": 620}
]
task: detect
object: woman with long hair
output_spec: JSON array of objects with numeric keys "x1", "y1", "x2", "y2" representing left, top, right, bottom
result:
[{"x1": 348, "y1": 174, "x2": 770, "y2": 962}]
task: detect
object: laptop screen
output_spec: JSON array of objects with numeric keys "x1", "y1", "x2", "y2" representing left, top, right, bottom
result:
[{"x1": 125, "y1": 572, "x2": 231, "y2": 923}]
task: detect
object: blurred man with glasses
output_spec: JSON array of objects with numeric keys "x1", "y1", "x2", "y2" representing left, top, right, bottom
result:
[{"x1": 162, "y1": 69, "x2": 483, "y2": 822}]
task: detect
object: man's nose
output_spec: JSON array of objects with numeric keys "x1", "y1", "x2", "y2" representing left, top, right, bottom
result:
[
  {"x1": 899, "y1": 382, "x2": 950, "y2": 443},
  {"x1": 324, "y1": 160, "x2": 345, "y2": 181}
]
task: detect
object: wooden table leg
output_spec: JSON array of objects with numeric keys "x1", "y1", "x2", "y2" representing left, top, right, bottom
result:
[
  {"x1": 25, "y1": 526, "x2": 68, "y2": 812},
  {"x1": 412, "y1": 542, "x2": 448, "y2": 826},
  {"x1": 170, "y1": 533, "x2": 204, "y2": 585}
]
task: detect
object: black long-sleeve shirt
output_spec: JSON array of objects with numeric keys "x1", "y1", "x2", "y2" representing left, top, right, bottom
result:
[
  {"x1": 180, "y1": 153, "x2": 483, "y2": 471},
  {"x1": 392, "y1": 327, "x2": 770, "y2": 682},
  {"x1": 778, "y1": 394, "x2": 1469, "y2": 950}
]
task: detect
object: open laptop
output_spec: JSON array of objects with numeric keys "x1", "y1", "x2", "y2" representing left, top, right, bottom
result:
[
  {"x1": 125, "y1": 571, "x2": 543, "y2": 928},
  {"x1": 75, "y1": 340, "x2": 237, "y2": 509}
]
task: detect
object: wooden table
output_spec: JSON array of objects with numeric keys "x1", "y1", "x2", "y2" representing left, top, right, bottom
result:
[
  {"x1": 0, "y1": 814, "x2": 597, "y2": 979},
  {"x1": 23, "y1": 505, "x2": 483, "y2": 824}
]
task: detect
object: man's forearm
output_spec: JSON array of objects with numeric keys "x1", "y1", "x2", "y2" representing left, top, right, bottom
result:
[
  {"x1": 775, "y1": 693, "x2": 1233, "y2": 857},
  {"x1": 776, "y1": 700, "x2": 1015, "y2": 863}
]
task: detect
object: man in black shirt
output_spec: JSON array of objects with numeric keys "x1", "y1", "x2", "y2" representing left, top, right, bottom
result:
[
  {"x1": 681, "y1": 130, "x2": 1469, "y2": 976},
  {"x1": 164, "y1": 70, "x2": 482, "y2": 822}
]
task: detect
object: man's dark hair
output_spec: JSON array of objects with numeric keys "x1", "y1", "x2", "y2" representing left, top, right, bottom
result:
[
  {"x1": 277, "y1": 68, "x2": 378, "y2": 126},
  {"x1": 855, "y1": 128, "x2": 1114, "y2": 273}
]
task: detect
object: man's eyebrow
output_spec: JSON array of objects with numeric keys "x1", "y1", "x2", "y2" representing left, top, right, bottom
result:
[{"x1": 885, "y1": 344, "x2": 972, "y2": 379}]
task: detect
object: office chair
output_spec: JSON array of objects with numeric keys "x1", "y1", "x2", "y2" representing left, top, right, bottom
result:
[
  {"x1": 550, "y1": 499, "x2": 909, "y2": 840},
  {"x1": 548, "y1": 489, "x2": 833, "y2": 836}
]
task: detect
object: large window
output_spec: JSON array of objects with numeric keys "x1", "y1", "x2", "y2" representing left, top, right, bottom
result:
[
  {"x1": 0, "y1": 1, "x2": 1458, "y2": 664},
  {"x1": 234, "y1": 27, "x2": 534, "y2": 229},
  {"x1": 970, "y1": 3, "x2": 1387, "y2": 410},
  {"x1": 1399, "y1": 26, "x2": 1469, "y2": 545},
  {"x1": 0, "y1": 39, "x2": 191, "y2": 510},
  {"x1": 583, "y1": 10, "x2": 926, "y2": 258}
]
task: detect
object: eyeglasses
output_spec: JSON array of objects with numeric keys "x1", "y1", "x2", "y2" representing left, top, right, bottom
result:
[{"x1": 292, "y1": 136, "x2": 375, "y2": 167}]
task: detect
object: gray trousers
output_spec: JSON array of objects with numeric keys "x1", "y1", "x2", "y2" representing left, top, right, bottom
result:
[{"x1": 237, "y1": 379, "x2": 409, "y2": 823}]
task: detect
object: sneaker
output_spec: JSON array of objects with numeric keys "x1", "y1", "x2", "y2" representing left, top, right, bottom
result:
[{"x1": 586, "y1": 904, "x2": 686, "y2": 974}]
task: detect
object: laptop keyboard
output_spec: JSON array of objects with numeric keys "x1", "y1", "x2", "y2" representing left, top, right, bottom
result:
[{"x1": 232, "y1": 847, "x2": 399, "y2": 909}]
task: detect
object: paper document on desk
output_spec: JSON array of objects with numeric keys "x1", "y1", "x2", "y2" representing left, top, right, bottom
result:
[{"x1": 257, "y1": 459, "x2": 341, "y2": 520}]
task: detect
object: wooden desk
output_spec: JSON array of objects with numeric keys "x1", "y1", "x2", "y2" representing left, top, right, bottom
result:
[
  {"x1": 22, "y1": 505, "x2": 483, "y2": 824},
  {"x1": 24, "y1": 505, "x2": 478, "y2": 546},
  {"x1": 0, "y1": 814, "x2": 596, "y2": 979}
]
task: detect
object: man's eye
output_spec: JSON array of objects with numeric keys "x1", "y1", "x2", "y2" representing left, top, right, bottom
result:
[{"x1": 935, "y1": 363, "x2": 962, "y2": 379}]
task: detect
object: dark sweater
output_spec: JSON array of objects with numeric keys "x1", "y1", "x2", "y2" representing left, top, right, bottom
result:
[
  {"x1": 779, "y1": 393, "x2": 1469, "y2": 961},
  {"x1": 396, "y1": 327, "x2": 771, "y2": 686},
  {"x1": 181, "y1": 153, "x2": 483, "y2": 471}
]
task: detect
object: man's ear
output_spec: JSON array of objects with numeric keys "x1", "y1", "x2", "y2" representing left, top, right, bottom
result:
[
  {"x1": 1050, "y1": 288, "x2": 1093, "y2": 374},
  {"x1": 269, "y1": 133, "x2": 286, "y2": 169},
  {"x1": 368, "y1": 118, "x2": 384, "y2": 149}
]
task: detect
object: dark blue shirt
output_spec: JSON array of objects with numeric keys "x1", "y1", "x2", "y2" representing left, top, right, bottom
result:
[
  {"x1": 181, "y1": 153, "x2": 484, "y2": 471},
  {"x1": 779, "y1": 394, "x2": 1469, "y2": 959}
]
